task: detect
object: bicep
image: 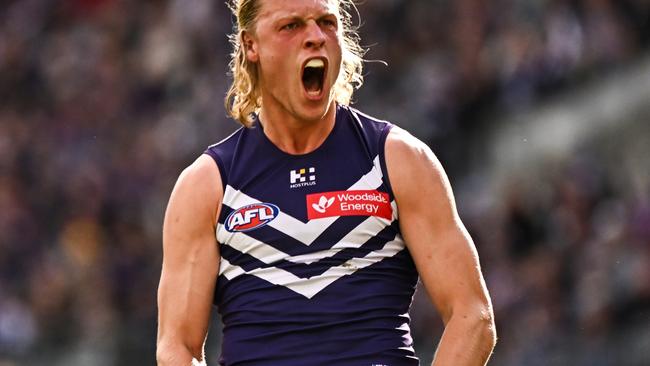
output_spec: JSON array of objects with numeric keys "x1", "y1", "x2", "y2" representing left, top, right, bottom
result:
[
  {"x1": 386, "y1": 129, "x2": 490, "y2": 323},
  {"x1": 158, "y1": 154, "x2": 222, "y2": 351}
]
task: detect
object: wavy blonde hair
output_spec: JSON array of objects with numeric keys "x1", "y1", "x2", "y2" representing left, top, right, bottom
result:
[{"x1": 225, "y1": 0, "x2": 365, "y2": 127}]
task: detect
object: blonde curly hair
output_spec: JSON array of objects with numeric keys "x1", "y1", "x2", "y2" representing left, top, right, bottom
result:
[{"x1": 225, "y1": 0, "x2": 365, "y2": 127}]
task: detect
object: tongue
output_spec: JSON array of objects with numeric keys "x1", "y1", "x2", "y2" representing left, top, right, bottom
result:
[{"x1": 304, "y1": 78, "x2": 320, "y2": 93}]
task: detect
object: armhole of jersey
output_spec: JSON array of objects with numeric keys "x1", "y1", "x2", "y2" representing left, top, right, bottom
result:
[
  {"x1": 203, "y1": 149, "x2": 227, "y2": 193},
  {"x1": 378, "y1": 123, "x2": 395, "y2": 199}
]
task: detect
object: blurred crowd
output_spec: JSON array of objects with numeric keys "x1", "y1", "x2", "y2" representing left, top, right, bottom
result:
[
  {"x1": 0, "y1": 0, "x2": 649, "y2": 365},
  {"x1": 469, "y1": 123, "x2": 650, "y2": 365},
  {"x1": 356, "y1": 0, "x2": 650, "y2": 175}
]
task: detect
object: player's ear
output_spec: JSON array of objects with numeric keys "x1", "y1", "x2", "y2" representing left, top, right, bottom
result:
[{"x1": 242, "y1": 31, "x2": 259, "y2": 63}]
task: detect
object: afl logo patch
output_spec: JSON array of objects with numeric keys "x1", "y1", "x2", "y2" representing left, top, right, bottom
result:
[{"x1": 225, "y1": 203, "x2": 280, "y2": 232}]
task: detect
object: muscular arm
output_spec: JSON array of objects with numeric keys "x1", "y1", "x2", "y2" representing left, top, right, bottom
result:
[
  {"x1": 385, "y1": 128, "x2": 496, "y2": 366},
  {"x1": 157, "y1": 155, "x2": 222, "y2": 366}
]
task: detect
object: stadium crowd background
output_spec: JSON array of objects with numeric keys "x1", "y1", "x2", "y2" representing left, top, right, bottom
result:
[{"x1": 0, "y1": 0, "x2": 649, "y2": 365}]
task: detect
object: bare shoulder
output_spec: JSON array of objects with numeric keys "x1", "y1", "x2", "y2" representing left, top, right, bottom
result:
[
  {"x1": 167, "y1": 154, "x2": 223, "y2": 229},
  {"x1": 176, "y1": 154, "x2": 222, "y2": 193},
  {"x1": 384, "y1": 126, "x2": 450, "y2": 201}
]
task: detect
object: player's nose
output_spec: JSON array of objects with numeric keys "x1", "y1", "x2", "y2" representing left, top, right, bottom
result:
[{"x1": 303, "y1": 20, "x2": 326, "y2": 49}]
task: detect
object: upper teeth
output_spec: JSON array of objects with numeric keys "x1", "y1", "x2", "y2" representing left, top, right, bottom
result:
[{"x1": 306, "y1": 59, "x2": 324, "y2": 68}]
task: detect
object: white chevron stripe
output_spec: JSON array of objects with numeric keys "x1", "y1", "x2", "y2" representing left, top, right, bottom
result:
[
  {"x1": 218, "y1": 228, "x2": 289, "y2": 264},
  {"x1": 396, "y1": 320, "x2": 416, "y2": 353},
  {"x1": 219, "y1": 235, "x2": 406, "y2": 299},
  {"x1": 219, "y1": 156, "x2": 385, "y2": 245},
  {"x1": 217, "y1": 205, "x2": 394, "y2": 266},
  {"x1": 220, "y1": 259, "x2": 246, "y2": 279},
  {"x1": 288, "y1": 201, "x2": 397, "y2": 264}
]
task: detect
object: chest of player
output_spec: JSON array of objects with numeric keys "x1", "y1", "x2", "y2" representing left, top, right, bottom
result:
[{"x1": 215, "y1": 123, "x2": 397, "y2": 264}]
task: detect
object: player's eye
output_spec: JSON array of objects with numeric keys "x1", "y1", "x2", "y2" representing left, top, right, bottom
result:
[
  {"x1": 319, "y1": 18, "x2": 337, "y2": 28},
  {"x1": 281, "y1": 22, "x2": 299, "y2": 31}
]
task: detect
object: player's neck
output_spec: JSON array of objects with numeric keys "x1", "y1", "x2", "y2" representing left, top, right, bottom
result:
[{"x1": 258, "y1": 102, "x2": 336, "y2": 155}]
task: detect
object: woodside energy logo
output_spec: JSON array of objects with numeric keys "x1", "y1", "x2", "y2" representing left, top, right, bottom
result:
[{"x1": 306, "y1": 190, "x2": 392, "y2": 220}]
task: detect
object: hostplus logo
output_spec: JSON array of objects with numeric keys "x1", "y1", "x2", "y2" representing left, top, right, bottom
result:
[{"x1": 289, "y1": 167, "x2": 316, "y2": 189}]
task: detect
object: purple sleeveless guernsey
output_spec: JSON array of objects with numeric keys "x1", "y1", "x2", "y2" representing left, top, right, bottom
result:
[{"x1": 205, "y1": 105, "x2": 420, "y2": 366}]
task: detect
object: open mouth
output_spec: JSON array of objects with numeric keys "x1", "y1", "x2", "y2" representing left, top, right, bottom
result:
[{"x1": 302, "y1": 58, "x2": 326, "y2": 97}]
